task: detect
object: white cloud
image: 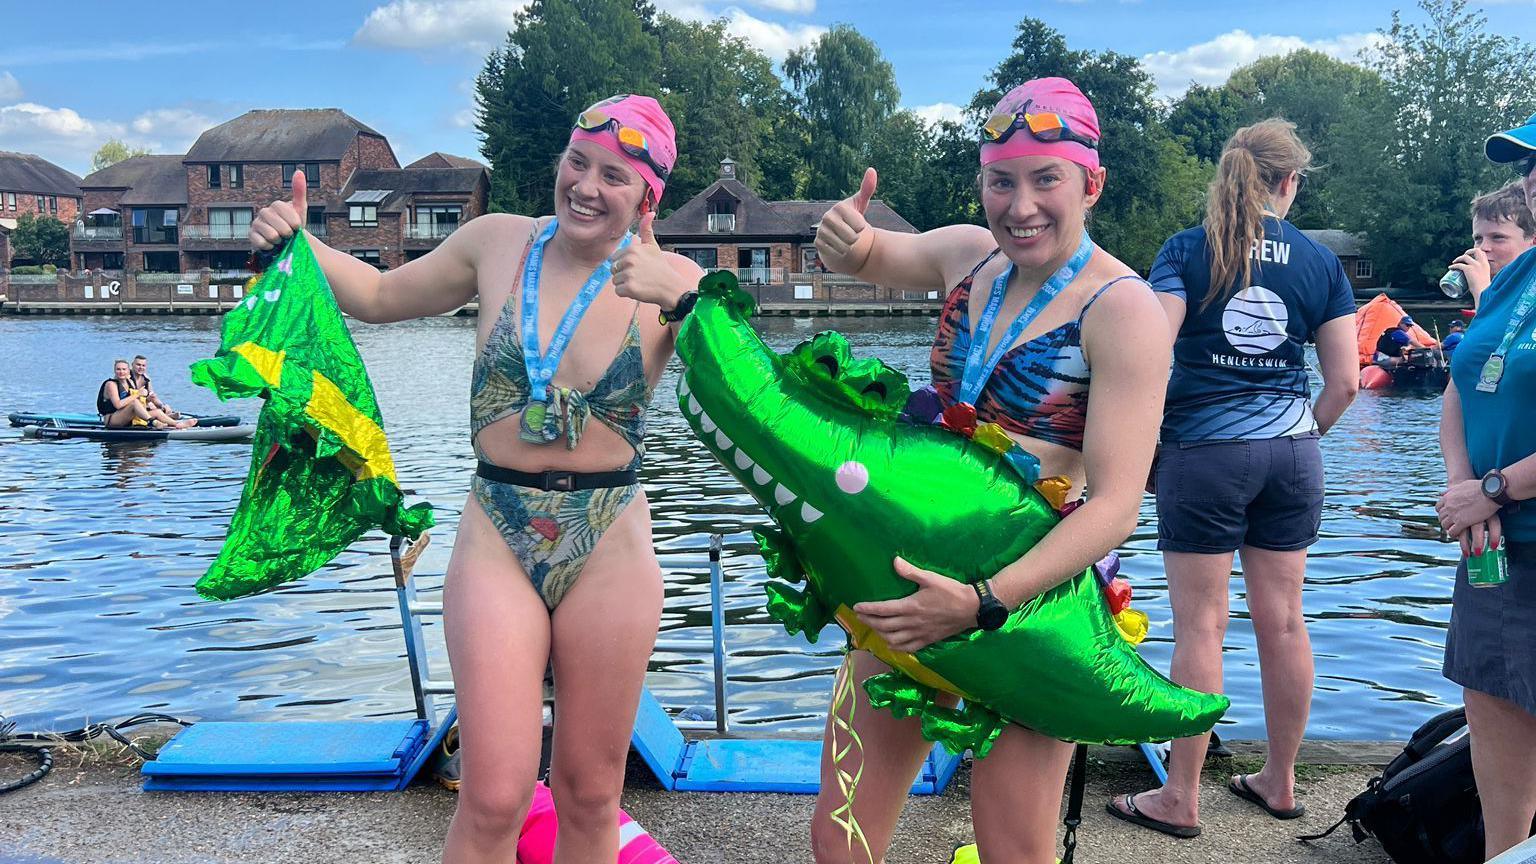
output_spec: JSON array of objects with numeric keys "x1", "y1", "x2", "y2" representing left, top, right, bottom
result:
[
  {"x1": 354, "y1": 0, "x2": 531, "y2": 51},
  {"x1": 0, "y1": 71, "x2": 21, "y2": 102},
  {"x1": 129, "y1": 108, "x2": 218, "y2": 151},
  {"x1": 1141, "y1": 30, "x2": 1385, "y2": 99},
  {"x1": 0, "y1": 102, "x2": 123, "y2": 174},
  {"x1": 718, "y1": 8, "x2": 824, "y2": 61},
  {"x1": 910, "y1": 101, "x2": 965, "y2": 128},
  {"x1": 742, "y1": 0, "x2": 815, "y2": 11}
]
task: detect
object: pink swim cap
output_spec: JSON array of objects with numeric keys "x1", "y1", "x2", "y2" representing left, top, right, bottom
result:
[
  {"x1": 569, "y1": 94, "x2": 677, "y2": 206},
  {"x1": 980, "y1": 77, "x2": 1101, "y2": 172}
]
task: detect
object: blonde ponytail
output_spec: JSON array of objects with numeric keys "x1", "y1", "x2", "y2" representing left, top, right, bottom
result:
[{"x1": 1200, "y1": 119, "x2": 1312, "y2": 311}]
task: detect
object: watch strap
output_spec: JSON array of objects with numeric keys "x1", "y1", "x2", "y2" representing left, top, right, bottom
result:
[{"x1": 1486, "y1": 469, "x2": 1515, "y2": 507}]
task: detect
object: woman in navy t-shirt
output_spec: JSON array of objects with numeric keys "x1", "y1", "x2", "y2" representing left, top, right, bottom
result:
[{"x1": 1107, "y1": 120, "x2": 1359, "y2": 838}]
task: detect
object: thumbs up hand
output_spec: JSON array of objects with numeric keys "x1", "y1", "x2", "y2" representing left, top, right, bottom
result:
[
  {"x1": 814, "y1": 167, "x2": 879, "y2": 273},
  {"x1": 613, "y1": 210, "x2": 686, "y2": 308},
  {"x1": 250, "y1": 169, "x2": 309, "y2": 251}
]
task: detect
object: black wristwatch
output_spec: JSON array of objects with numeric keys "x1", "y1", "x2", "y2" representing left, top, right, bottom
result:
[
  {"x1": 973, "y1": 579, "x2": 1008, "y2": 631},
  {"x1": 659, "y1": 290, "x2": 699, "y2": 325},
  {"x1": 1482, "y1": 468, "x2": 1514, "y2": 507}
]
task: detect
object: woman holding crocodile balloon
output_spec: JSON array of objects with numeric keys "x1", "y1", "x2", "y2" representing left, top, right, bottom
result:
[
  {"x1": 249, "y1": 95, "x2": 701, "y2": 864},
  {"x1": 810, "y1": 77, "x2": 1170, "y2": 864}
]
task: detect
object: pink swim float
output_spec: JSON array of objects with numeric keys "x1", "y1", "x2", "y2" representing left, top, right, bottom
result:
[{"x1": 516, "y1": 781, "x2": 679, "y2": 864}]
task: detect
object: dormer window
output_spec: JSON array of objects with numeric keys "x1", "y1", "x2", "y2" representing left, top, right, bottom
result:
[{"x1": 708, "y1": 198, "x2": 736, "y2": 233}]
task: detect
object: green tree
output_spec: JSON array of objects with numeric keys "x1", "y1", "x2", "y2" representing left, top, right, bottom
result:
[
  {"x1": 12, "y1": 213, "x2": 70, "y2": 265},
  {"x1": 1334, "y1": 0, "x2": 1536, "y2": 288},
  {"x1": 1165, "y1": 84, "x2": 1245, "y2": 164},
  {"x1": 653, "y1": 15, "x2": 794, "y2": 207},
  {"x1": 91, "y1": 138, "x2": 151, "y2": 173},
  {"x1": 968, "y1": 17, "x2": 1176, "y2": 270},
  {"x1": 865, "y1": 110, "x2": 934, "y2": 228},
  {"x1": 475, "y1": 0, "x2": 660, "y2": 214},
  {"x1": 784, "y1": 25, "x2": 900, "y2": 200},
  {"x1": 1222, "y1": 50, "x2": 1386, "y2": 228}
]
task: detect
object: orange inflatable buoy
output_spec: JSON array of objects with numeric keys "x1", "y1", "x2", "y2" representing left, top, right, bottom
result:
[{"x1": 1360, "y1": 365, "x2": 1393, "y2": 390}]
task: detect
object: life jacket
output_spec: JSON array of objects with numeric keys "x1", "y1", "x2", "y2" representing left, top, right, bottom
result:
[{"x1": 97, "y1": 379, "x2": 131, "y2": 416}]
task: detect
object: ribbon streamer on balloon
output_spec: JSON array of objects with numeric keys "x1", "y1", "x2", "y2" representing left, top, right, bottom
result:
[{"x1": 828, "y1": 655, "x2": 873, "y2": 864}]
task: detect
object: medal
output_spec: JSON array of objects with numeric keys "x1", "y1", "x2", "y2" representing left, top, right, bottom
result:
[
  {"x1": 1476, "y1": 354, "x2": 1505, "y2": 393},
  {"x1": 519, "y1": 400, "x2": 560, "y2": 443}
]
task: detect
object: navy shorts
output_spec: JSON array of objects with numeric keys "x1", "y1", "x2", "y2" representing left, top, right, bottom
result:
[
  {"x1": 1155, "y1": 432, "x2": 1324, "y2": 554},
  {"x1": 1444, "y1": 540, "x2": 1536, "y2": 716}
]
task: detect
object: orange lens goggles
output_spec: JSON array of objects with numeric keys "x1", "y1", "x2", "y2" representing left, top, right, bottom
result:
[{"x1": 575, "y1": 102, "x2": 671, "y2": 180}]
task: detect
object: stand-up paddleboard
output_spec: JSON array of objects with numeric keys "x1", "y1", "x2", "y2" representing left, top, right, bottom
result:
[
  {"x1": 21, "y1": 424, "x2": 255, "y2": 443},
  {"x1": 8, "y1": 411, "x2": 242, "y2": 428}
]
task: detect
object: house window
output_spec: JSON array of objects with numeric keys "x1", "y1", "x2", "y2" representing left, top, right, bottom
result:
[
  {"x1": 307, "y1": 206, "x2": 326, "y2": 235},
  {"x1": 208, "y1": 164, "x2": 221, "y2": 188},
  {"x1": 131, "y1": 208, "x2": 178, "y2": 244},
  {"x1": 1355, "y1": 259, "x2": 1374, "y2": 279},
  {"x1": 102, "y1": 252, "x2": 124, "y2": 270},
  {"x1": 412, "y1": 205, "x2": 461, "y2": 238},
  {"x1": 349, "y1": 204, "x2": 378, "y2": 227},
  {"x1": 48, "y1": 196, "x2": 57, "y2": 213},
  {"x1": 678, "y1": 247, "x2": 717, "y2": 269},
  {"x1": 208, "y1": 208, "x2": 252, "y2": 239},
  {"x1": 142, "y1": 251, "x2": 179, "y2": 273},
  {"x1": 5, "y1": 192, "x2": 14, "y2": 210},
  {"x1": 36, "y1": 195, "x2": 45, "y2": 210},
  {"x1": 229, "y1": 164, "x2": 243, "y2": 189},
  {"x1": 351, "y1": 249, "x2": 384, "y2": 270},
  {"x1": 282, "y1": 162, "x2": 323, "y2": 186}
]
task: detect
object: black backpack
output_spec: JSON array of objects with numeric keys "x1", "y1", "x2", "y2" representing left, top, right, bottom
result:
[{"x1": 1303, "y1": 706, "x2": 1486, "y2": 863}]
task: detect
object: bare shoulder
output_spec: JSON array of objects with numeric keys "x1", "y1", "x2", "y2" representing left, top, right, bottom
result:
[
  {"x1": 459, "y1": 212, "x2": 536, "y2": 248},
  {"x1": 663, "y1": 249, "x2": 707, "y2": 283},
  {"x1": 931, "y1": 224, "x2": 1002, "y2": 284}
]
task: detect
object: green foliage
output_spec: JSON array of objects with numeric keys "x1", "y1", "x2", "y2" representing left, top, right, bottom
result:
[
  {"x1": 1335, "y1": 0, "x2": 1536, "y2": 288},
  {"x1": 475, "y1": 0, "x2": 660, "y2": 214},
  {"x1": 784, "y1": 25, "x2": 900, "y2": 200},
  {"x1": 91, "y1": 139, "x2": 151, "y2": 173},
  {"x1": 9, "y1": 264, "x2": 58, "y2": 275},
  {"x1": 654, "y1": 15, "x2": 795, "y2": 207},
  {"x1": 1166, "y1": 84, "x2": 1246, "y2": 165},
  {"x1": 11, "y1": 213, "x2": 70, "y2": 266}
]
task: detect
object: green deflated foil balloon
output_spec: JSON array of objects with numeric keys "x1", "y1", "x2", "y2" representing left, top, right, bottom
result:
[
  {"x1": 674, "y1": 272, "x2": 1227, "y2": 754},
  {"x1": 189, "y1": 234, "x2": 432, "y2": 601}
]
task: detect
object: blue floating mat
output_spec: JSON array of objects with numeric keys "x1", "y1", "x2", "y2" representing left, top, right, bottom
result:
[
  {"x1": 142, "y1": 716, "x2": 450, "y2": 793},
  {"x1": 630, "y1": 688, "x2": 960, "y2": 795}
]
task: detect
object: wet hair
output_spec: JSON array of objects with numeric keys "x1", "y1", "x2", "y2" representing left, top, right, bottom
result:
[
  {"x1": 1470, "y1": 182, "x2": 1536, "y2": 238},
  {"x1": 1201, "y1": 119, "x2": 1313, "y2": 311}
]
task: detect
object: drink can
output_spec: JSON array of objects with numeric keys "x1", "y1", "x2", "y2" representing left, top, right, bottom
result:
[
  {"x1": 1467, "y1": 544, "x2": 1508, "y2": 588},
  {"x1": 1440, "y1": 268, "x2": 1468, "y2": 299}
]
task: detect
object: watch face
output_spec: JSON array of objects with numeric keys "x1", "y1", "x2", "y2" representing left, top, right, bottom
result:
[
  {"x1": 979, "y1": 603, "x2": 1007, "y2": 631},
  {"x1": 1484, "y1": 473, "x2": 1503, "y2": 496}
]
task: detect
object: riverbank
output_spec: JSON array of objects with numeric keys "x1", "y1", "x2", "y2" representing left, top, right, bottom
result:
[{"x1": 0, "y1": 737, "x2": 1393, "y2": 864}]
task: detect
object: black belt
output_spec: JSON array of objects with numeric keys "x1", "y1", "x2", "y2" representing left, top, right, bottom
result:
[{"x1": 475, "y1": 460, "x2": 637, "y2": 492}]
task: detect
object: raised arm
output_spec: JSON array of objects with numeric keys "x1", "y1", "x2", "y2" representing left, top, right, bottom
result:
[
  {"x1": 249, "y1": 170, "x2": 485, "y2": 324},
  {"x1": 814, "y1": 167, "x2": 992, "y2": 294}
]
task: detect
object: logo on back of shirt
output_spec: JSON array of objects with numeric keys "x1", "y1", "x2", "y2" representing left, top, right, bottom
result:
[{"x1": 1222, "y1": 285, "x2": 1288, "y2": 355}]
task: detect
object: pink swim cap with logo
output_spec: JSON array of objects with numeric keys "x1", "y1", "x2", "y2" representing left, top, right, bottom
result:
[
  {"x1": 568, "y1": 94, "x2": 677, "y2": 206},
  {"x1": 980, "y1": 77, "x2": 1101, "y2": 172}
]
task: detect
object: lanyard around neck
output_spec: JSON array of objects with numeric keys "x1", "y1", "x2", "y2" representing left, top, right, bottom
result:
[{"x1": 520, "y1": 218, "x2": 631, "y2": 403}]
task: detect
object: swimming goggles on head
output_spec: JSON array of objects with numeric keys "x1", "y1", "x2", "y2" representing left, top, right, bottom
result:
[
  {"x1": 575, "y1": 96, "x2": 672, "y2": 181},
  {"x1": 980, "y1": 99, "x2": 1098, "y2": 150}
]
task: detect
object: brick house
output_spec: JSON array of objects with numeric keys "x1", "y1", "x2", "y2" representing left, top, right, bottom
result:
[
  {"x1": 653, "y1": 159, "x2": 917, "y2": 295},
  {"x1": 0, "y1": 151, "x2": 82, "y2": 265},
  {"x1": 1301, "y1": 229, "x2": 1378, "y2": 293},
  {"x1": 69, "y1": 108, "x2": 489, "y2": 274}
]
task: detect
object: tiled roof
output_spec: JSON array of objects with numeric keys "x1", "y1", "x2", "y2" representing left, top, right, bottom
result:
[
  {"x1": 185, "y1": 109, "x2": 384, "y2": 163},
  {"x1": 333, "y1": 168, "x2": 485, "y2": 213},
  {"x1": 406, "y1": 152, "x2": 487, "y2": 171},
  {"x1": 1301, "y1": 229, "x2": 1366, "y2": 258},
  {"x1": 0, "y1": 151, "x2": 82, "y2": 197},
  {"x1": 655, "y1": 178, "x2": 916, "y2": 238},
  {"x1": 80, "y1": 155, "x2": 189, "y2": 205}
]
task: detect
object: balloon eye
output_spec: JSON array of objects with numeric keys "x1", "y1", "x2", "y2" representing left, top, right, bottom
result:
[
  {"x1": 815, "y1": 355, "x2": 839, "y2": 377},
  {"x1": 860, "y1": 382, "x2": 887, "y2": 400}
]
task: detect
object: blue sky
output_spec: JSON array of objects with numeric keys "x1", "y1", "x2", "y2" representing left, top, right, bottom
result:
[{"x1": 3, "y1": 0, "x2": 1534, "y2": 177}]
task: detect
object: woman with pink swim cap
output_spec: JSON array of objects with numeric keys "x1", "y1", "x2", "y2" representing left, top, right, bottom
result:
[
  {"x1": 250, "y1": 94, "x2": 704, "y2": 863},
  {"x1": 811, "y1": 77, "x2": 1171, "y2": 863}
]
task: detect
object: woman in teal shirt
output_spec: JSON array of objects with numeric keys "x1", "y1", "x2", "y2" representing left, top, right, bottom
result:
[{"x1": 1435, "y1": 112, "x2": 1536, "y2": 861}]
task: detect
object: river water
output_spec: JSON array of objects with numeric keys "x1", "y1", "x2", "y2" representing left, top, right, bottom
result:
[{"x1": 0, "y1": 312, "x2": 1464, "y2": 740}]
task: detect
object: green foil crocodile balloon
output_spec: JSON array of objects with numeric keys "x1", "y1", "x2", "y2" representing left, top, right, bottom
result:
[{"x1": 674, "y1": 272, "x2": 1228, "y2": 755}]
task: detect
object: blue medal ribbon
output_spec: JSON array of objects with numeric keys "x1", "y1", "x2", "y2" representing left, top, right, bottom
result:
[
  {"x1": 958, "y1": 231, "x2": 1094, "y2": 406},
  {"x1": 519, "y1": 217, "x2": 632, "y2": 442}
]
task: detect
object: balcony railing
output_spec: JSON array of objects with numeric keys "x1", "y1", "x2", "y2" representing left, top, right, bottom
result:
[
  {"x1": 708, "y1": 213, "x2": 736, "y2": 233},
  {"x1": 406, "y1": 222, "x2": 459, "y2": 240},
  {"x1": 72, "y1": 225, "x2": 123, "y2": 241},
  {"x1": 707, "y1": 266, "x2": 785, "y2": 284},
  {"x1": 181, "y1": 224, "x2": 250, "y2": 240}
]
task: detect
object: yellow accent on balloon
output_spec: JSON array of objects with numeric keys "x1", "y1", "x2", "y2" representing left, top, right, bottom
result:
[
  {"x1": 305, "y1": 371, "x2": 397, "y2": 483},
  {"x1": 1033, "y1": 475, "x2": 1073, "y2": 512},
  {"x1": 1115, "y1": 608, "x2": 1149, "y2": 645},
  {"x1": 827, "y1": 657, "x2": 872, "y2": 864},
  {"x1": 971, "y1": 422, "x2": 1014, "y2": 455},
  {"x1": 835, "y1": 604, "x2": 974, "y2": 700},
  {"x1": 950, "y1": 843, "x2": 1059, "y2": 864},
  {"x1": 232, "y1": 341, "x2": 286, "y2": 388}
]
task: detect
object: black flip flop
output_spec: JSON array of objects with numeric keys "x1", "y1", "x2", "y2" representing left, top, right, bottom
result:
[
  {"x1": 1105, "y1": 793, "x2": 1202, "y2": 839},
  {"x1": 1228, "y1": 774, "x2": 1306, "y2": 819}
]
